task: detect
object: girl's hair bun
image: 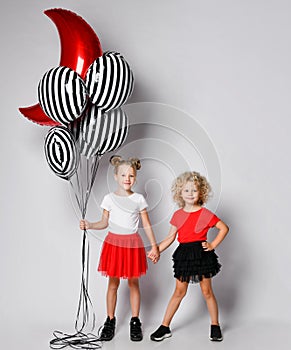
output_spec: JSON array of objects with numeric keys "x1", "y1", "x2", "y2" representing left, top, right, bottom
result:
[
  {"x1": 110, "y1": 155, "x2": 141, "y2": 173},
  {"x1": 110, "y1": 155, "x2": 122, "y2": 167},
  {"x1": 129, "y1": 157, "x2": 141, "y2": 171}
]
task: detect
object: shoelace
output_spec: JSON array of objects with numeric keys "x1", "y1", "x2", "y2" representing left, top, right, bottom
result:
[
  {"x1": 101, "y1": 321, "x2": 115, "y2": 337},
  {"x1": 131, "y1": 321, "x2": 142, "y2": 335}
]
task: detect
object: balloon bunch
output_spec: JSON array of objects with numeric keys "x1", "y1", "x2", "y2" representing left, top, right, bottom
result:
[{"x1": 19, "y1": 8, "x2": 133, "y2": 349}]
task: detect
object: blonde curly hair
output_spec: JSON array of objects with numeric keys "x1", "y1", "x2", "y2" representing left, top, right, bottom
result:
[
  {"x1": 172, "y1": 171, "x2": 212, "y2": 207},
  {"x1": 110, "y1": 155, "x2": 141, "y2": 174}
]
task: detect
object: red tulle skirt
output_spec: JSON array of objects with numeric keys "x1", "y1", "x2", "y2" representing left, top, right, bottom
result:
[{"x1": 98, "y1": 232, "x2": 148, "y2": 279}]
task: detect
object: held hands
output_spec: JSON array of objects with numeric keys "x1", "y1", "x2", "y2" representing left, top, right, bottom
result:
[
  {"x1": 80, "y1": 219, "x2": 91, "y2": 230},
  {"x1": 202, "y1": 241, "x2": 214, "y2": 251},
  {"x1": 147, "y1": 246, "x2": 160, "y2": 264}
]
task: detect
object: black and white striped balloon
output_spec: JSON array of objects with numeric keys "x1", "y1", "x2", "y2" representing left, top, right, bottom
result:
[
  {"x1": 85, "y1": 51, "x2": 134, "y2": 112},
  {"x1": 38, "y1": 66, "x2": 88, "y2": 125},
  {"x1": 71, "y1": 105, "x2": 129, "y2": 158},
  {"x1": 44, "y1": 126, "x2": 79, "y2": 180}
]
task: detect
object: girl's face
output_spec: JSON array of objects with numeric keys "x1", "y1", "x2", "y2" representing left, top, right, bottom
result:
[
  {"x1": 114, "y1": 164, "x2": 136, "y2": 192},
  {"x1": 181, "y1": 181, "x2": 200, "y2": 206}
]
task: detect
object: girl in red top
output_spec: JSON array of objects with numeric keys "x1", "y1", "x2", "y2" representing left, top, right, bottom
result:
[{"x1": 150, "y1": 171, "x2": 229, "y2": 342}]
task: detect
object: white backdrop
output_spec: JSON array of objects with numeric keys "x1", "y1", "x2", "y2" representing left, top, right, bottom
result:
[{"x1": 1, "y1": 1, "x2": 291, "y2": 349}]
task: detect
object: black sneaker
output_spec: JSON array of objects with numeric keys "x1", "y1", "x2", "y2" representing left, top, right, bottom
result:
[
  {"x1": 130, "y1": 317, "x2": 143, "y2": 341},
  {"x1": 209, "y1": 324, "x2": 223, "y2": 341},
  {"x1": 99, "y1": 316, "x2": 116, "y2": 341},
  {"x1": 150, "y1": 325, "x2": 172, "y2": 341}
]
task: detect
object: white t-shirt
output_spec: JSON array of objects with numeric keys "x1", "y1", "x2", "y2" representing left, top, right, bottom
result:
[{"x1": 100, "y1": 192, "x2": 148, "y2": 234}]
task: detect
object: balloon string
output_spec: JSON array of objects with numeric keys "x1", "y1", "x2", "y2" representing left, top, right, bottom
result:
[
  {"x1": 90, "y1": 156, "x2": 100, "y2": 191},
  {"x1": 50, "y1": 330, "x2": 102, "y2": 349},
  {"x1": 78, "y1": 159, "x2": 86, "y2": 218},
  {"x1": 75, "y1": 230, "x2": 95, "y2": 333},
  {"x1": 50, "y1": 230, "x2": 100, "y2": 349},
  {"x1": 69, "y1": 180, "x2": 83, "y2": 217},
  {"x1": 83, "y1": 158, "x2": 92, "y2": 214},
  {"x1": 72, "y1": 173, "x2": 95, "y2": 331},
  {"x1": 74, "y1": 156, "x2": 101, "y2": 331},
  {"x1": 50, "y1": 157, "x2": 102, "y2": 349},
  {"x1": 84, "y1": 156, "x2": 100, "y2": 210}
]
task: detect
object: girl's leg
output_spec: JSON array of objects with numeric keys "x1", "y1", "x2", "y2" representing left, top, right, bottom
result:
[
  {"x1": 161, "y1": 279, "x2": 189, "y2": 327},
  {"x1": 100, "y1": 277, "x2": 119, "y2": 341},
  {"x1": 199, "y1": 278, "x2": 219, "y2": 325},
  {"x1": 128, "y1": 277, "x2": 140, "y2": 317},
  {"x1": 128, "y1": 278, "x2": 143, "y2": 341},
  {"x1": 106, "y1": 277, "x2": 120, "y2": 319}
]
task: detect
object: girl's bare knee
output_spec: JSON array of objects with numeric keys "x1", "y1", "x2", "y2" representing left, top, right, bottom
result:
[
  {"x1": 174, "y1": 284, "x2": 188, "y2": 299},
  {"x1": 108, "y1": 278, "x2": 120, "y2": 292},
  {"x1": 202, "y1": 289, "x2": 213, "y2": 300},
  {"x1": 200, "y1": 284, "x2": 215, "y2": 300},
  {"x1": 200, "y1": 278, "x2": 215, "y2": 300},
  {"x1": 128, "y1": 278, "x2": 139, "y2": 289}
]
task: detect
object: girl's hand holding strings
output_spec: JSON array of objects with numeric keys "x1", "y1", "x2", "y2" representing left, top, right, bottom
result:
[{"x1": 80, "y1": 219, "x2": 90, "y2": 230}]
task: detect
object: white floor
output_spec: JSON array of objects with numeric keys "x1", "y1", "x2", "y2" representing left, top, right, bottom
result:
[
  {"x1": 3, "y1": 317, "x2": 291, "y2": 350},
  {"x1": 102, "y1": 319, "x2": 291, "y2": 350}
]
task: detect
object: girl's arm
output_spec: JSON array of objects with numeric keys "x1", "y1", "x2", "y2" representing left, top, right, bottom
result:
[
  {"x1": 79, "y1": 209, "x2": 109, "y2": 230},
  {"x1": 140, "y1": 209, "x2": 160, "y2": 262},
  {"x1": 158, "y1": 225, "x2": 178, "y2": 253},
  {"x1": 202, "y1": 220, "x2": 229, "y2": 251}
]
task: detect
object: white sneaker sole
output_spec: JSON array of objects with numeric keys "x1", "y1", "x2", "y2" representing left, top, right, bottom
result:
[
  {"x1": 151, "y1": 333, "x2": 172, "y2": 342},
  {"x1": 209, "y1": 336, "x2": 223, "y2": 341}
]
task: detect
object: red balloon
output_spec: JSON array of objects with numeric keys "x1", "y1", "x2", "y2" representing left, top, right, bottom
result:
[
  {"x1": 44, "y1": 8, "x2": 103, "y2": 79},
  {"x1": 19, "y1": 104, "x2": 60, "y2": 126},
  {"x1": 19, "y1": 8, "x2": 103, "y2": 126}
]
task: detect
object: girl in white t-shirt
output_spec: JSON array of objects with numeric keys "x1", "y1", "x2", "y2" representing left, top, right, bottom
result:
[{"x1": 80, "y1": 155, "x2": 159, "y2": 342}]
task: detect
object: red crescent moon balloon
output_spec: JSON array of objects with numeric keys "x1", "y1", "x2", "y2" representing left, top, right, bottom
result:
[
  {"x1": 19, "y1": 8, "x2": 103, "y2": 126},
  {"x1": 19, "y1": 104, "x2": 60, "y2": 126},
  {"x1": 44, "y1": 8, "x2": 103, "y2": 79}
]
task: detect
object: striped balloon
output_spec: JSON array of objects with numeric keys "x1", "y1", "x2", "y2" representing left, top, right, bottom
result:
[
  {"x1": 85, "y1": 51, "x2": 134, "y2": 112},
  {"x1": 38, "y1": 66, "x2": 88, "y2": 125},
  {"x1": 44, "y1": 126, "x2": 79, "y2": 180},
  {"x1": 70, "y1": 105, "x2": 128, "y2": 158}
]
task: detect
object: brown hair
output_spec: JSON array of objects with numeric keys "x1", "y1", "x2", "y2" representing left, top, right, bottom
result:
[{"x1": 110, "y1": 155, "x2": 141, "y2": 174}]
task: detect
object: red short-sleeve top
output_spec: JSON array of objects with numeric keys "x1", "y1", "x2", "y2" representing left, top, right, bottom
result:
[{"x1": 170, "y1": 207, "x2": 220, "y2": 243}]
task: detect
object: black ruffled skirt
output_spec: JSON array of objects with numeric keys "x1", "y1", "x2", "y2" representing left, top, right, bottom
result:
[{"x1": 172, "y1": 241, "x2": 221, "y2": 283}]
